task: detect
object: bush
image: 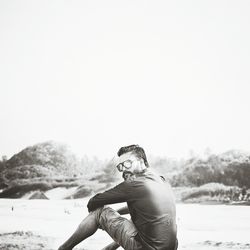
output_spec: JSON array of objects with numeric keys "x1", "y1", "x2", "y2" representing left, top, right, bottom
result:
[{"x1": 181, "y1": 182, "x2": 242, "y2": 202}]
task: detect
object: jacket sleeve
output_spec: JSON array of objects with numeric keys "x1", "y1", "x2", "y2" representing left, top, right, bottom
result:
[{"x1": 87, "y1": 181, "x2": 132, "y2": 212}]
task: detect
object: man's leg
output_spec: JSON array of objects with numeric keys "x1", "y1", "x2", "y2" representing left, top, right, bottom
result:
[
  {"x1": 98, "y1": 207, "x2": 141, "y2": 250},
  {"x1": 58, "y1": 206, "x2": 141, "y2": 250},
  {"x1": 58, "y1": 208, "x2": 103, "y2": 250}
]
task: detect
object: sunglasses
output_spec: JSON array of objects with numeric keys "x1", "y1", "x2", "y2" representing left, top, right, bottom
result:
[{"x1": 116, "y1": 159, "x2": 134, "y2": 172}]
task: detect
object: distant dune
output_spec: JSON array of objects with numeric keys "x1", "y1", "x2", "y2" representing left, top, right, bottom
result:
[{"x1": 0, "y1": 141, "x2": 112, "y2": 199}]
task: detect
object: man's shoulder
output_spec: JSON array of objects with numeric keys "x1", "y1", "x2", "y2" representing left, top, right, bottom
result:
[
  {"x1": 142, "y1": 169, "x2": 167, "y2": 182},
  {"x1": 112, "y1": 180, "x2": 135, "y2": 189}
]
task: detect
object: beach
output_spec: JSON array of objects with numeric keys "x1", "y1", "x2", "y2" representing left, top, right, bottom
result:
[{"x1": 1, "y1": 198, "x2": 250, "y2": 250}]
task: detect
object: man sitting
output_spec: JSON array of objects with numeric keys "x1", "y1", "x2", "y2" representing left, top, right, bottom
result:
[{"x1": 58, "y1": 145, "x2": 178, "y2": 250}]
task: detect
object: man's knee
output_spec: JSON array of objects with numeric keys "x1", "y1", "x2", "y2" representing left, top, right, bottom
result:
[{"x1": 90, "y1": 206, "x2": 116, "y2": 229}]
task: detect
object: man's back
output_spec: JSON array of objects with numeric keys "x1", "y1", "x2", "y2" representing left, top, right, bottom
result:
[{"x1": 126, "y1": 171, "x2": 177, "y2": 250}]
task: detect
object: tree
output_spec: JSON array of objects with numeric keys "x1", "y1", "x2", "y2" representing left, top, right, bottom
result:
[
  {"x1": 2, "y1": 155, "x2": 7, "y2": 162},
  {"x1": 0, "y1": 155, "x2": 7, "y2": 170}
]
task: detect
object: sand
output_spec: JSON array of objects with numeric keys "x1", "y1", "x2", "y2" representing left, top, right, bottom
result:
[{"x1": 1, "y1": 198, "x2": 250, "y2": 250}]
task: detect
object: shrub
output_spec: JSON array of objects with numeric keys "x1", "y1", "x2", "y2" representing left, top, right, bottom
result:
[{"x1": 181, "y1": 182, "x2": 241, "y2": 202}]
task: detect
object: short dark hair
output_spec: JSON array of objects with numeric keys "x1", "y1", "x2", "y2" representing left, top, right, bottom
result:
[{"x1": 117, "y1": 144, "x2": 149, "y2": 167}]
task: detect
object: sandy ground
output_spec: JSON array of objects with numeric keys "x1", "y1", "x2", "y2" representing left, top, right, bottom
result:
[{"x1": 1, "y1": 197, "x2": 250, "y2": 250}]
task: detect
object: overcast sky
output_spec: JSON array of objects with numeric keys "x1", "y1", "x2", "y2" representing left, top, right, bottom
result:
[{"x1": 1, "y1": 0, "x2": 250, "y2": 159}]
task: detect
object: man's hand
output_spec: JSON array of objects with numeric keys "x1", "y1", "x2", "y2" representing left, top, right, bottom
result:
[{"x1": 116, "y1": 205, "x2": 129, "y2": 215}]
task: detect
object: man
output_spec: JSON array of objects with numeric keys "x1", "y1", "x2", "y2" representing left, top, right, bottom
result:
[{"x1": 58, "y1": 145, "x2": 178, "y2": 250}]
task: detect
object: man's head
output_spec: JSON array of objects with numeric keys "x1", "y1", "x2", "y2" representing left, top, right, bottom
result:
[{"x1": 116, "y1": 145, "x2": 149, "y2": 176}]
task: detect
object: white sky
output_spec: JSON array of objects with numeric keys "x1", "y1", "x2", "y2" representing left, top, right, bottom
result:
[{"x1": 0, "y1": 0, "x2": 250, "y2": 159}]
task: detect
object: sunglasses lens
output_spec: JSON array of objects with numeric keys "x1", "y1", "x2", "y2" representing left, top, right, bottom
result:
[
  {"x1": 123, "y1": 161, "x2": 132, "y2": 169},
  {"x1": 116, "y1": 160, "x2": 133, "y2": 171}
]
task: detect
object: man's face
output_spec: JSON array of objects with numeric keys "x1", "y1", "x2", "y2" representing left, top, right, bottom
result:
[{"x1": 115, "y1": 152, "x2": 145, "y2": 176}]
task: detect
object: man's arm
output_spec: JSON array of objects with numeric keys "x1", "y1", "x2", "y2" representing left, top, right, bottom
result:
[{"x1": 87, "y1": 181, "x2": 132, "y2": 212}]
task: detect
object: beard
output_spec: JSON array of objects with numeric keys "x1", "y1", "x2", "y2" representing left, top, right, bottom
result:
[{"x1": 122, "y1": 171, "x2": 135, "y2": 182}]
